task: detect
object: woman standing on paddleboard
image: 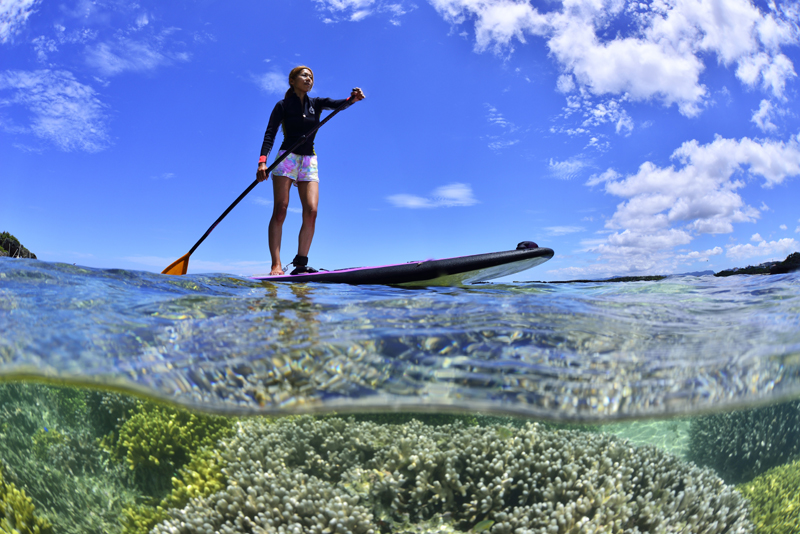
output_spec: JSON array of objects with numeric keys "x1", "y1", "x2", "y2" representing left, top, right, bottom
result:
[{"x1": 257, "y1": 66, "x2": 365, "y2": 275}]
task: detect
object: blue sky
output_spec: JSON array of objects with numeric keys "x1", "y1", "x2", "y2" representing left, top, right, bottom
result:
[{"x1": 2, "y1": 0, "x2": 799, "y2": 281}]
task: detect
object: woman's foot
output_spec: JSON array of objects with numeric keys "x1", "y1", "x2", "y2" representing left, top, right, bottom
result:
[
  {"x1": 289, "y1": 254, "x2": 316, "y2": 275},
  {"x1": 270, "y1": 265, "x2": 284, "y2": 275},
  {"x1": 290, "y1": 264, "x2": 318, "y2": 275}
]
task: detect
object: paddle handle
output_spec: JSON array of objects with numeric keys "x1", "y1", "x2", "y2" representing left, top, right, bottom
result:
[{"x1": 185, "y1": 96, "x2": 356, "y2": 257}]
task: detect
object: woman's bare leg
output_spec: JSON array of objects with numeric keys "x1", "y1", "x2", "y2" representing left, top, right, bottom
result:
[
  {"x1": 296, "y1": 181, "x2": 319, "y2": 258},
  {"x1": 269, "y1": 176, "x2": 293, "y2": 275}
]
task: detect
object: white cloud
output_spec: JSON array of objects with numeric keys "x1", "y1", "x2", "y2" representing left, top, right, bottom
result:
[
  {"x1": 676, "y1": 246, "x2": 724, "y2": 261},
  {"x1": 0, "y1": 69, "x2": 110, "y2": 152},
  {"x1": 546, "y1": 225, "x2": 585, "y2": 236},
  {"x1": 86, "y1": 36, "x2": 187, "y2": 76},
  {"x1": 314, "y1": 0, "x2": 413, "y2": 24},
  {"x1": 737, "y1": 52, "x2": 797, "y2": 99},
  {"x1": 0, "y1": 0, "x2": 41, "y2": 44},
  {"x1": 582, "y1": 134, "x2": 800, "y2": 271},
  {"x1": 549, "y1": 156, "x2": 588, "y2": 180},
  {"x1": 484, "y1": 103, "x2": 519, "y2": 150},
  {"x1": 387, "y1": 183, "x2": 479, "y2": 208},
  {"x1": 255, "y1": 71, "x2": 287, "y2": 95},
  {"x1": 586, "y1": 168, "x2": 620, "y2": 187},
  {"x1": 752, "y1": 99, "x2": 778, "y2": 132},
  {"x1": 780, "y1": 224, "x2": 788, "y2": 230},
  {"x1": 726, "y1": 236, "x2": 799, "y2": 260},
  {"x1": 428, "y1": 0, "x2": 800, "y2": 117}
]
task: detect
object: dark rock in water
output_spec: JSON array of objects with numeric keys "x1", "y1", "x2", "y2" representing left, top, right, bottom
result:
[
  {"x1": 715, "y1": 251, "x2": 799, "y2": 277},
  {"x1": 0, "y1": 231, "x2": 36, "y2": 259}
]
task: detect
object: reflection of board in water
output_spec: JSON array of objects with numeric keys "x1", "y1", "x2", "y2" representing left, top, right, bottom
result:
[{"x1": 251, "y1": 242, "x2": 554, "y2": 286}]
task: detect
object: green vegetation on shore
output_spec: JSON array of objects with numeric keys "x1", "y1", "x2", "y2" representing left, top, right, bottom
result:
[
  {"x1": 715, "y1": 251, "x2": 800, "y2": 276},
  {"x1": 0, "y1": 231, "x2": 36, "y2": 259}
]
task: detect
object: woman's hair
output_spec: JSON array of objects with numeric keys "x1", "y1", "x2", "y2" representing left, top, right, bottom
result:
[{"x1": 285, "y1": 66, "x2": 314, "y2": 98}]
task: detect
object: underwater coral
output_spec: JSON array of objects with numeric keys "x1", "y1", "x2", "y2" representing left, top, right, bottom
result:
[
  {"x1": 0, "y1": 463, "x2": 53, "y2": 534},
  {"x1": 153, "y1": 416, "x2": 753, "y2": 534},
  {"x1": 737, "y1": 457, "x2": 800, "y2": 534},
  {"x1": 688, "y1": 399, "x2": 800, "y2": 484}
]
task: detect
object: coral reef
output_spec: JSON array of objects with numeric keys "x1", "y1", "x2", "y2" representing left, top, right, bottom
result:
[
  {"x1": 737, "y1": 457, "x2": 800, "y2": 534},
  {"x1": 105, "y1": 400, "x2": 235, "y2": 497},
  {"x1": 0, "y1": 464, "x2": 52, "y2": 534},
  {"x1": 0, "y1": 383, "x2": 139, "y2": 534},
  {"x1": 121, "y1": 447, "x2": 228, "y2": 534},
  {"x1": 687, "y1": 399, "x2": 800, "y2": 484},
  {"x1": 154, "y1": 416, "x2": 753, "y2": 534}
]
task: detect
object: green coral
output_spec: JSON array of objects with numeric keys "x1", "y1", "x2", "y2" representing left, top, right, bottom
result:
[
  {"x1": 121, "y1": 447, "x2": 228, "y2": 534},
  {"x1": 737, "y1": 458, "x2": 800, "y2": 534},
  {"x1": 0, "y1": 383, "x2": 140, "y2": 534},
  {"x1": 107, "y1": 401, "x2": 234, "y2": 497},
  {"x1": 688, "y1": 399, "x2": 800, "y2": 483},
  {"x1": 31, "y1": 428, "x2": 67, "y2": 459},
  {"x1": 0, "y1": 465, "x2": 53, "y2": 534}
]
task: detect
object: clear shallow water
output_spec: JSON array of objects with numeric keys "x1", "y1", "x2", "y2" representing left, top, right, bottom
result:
[{"x1": 1, "y1": 258, "x2": 799, "y2": 421}]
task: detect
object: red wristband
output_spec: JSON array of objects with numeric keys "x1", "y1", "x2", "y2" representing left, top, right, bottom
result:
[{"x1": 259, "y1": 155, "x2": 267, "y2": 164}]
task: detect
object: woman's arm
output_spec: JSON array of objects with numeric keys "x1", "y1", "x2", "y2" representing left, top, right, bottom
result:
[{"x1": 257, "y1": 102, "x2": 284, "y2": 182}]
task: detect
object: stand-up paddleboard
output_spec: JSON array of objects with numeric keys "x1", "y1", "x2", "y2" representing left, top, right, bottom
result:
[{"x1": 251, "y1": 241, "x2": 554, "y2": 287}]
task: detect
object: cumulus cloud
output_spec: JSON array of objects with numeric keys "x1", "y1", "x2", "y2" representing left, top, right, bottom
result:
[
  {"x1": 0, "y1": 0, "x2": 41, "y2": 44},
  {"x1": 580, "y1": 134, "x2": 800, "y2": 271},
  {"x1": 428, "y1": 0, "x2": 800, "y2": 117},
  {"x1": 751, "y1": 99, "x2": 779, "y2": 132},
  {"x1": 0, "y1": 69, "x2": 110, "y2": 152},
  {"x1": 726, "y1": 236, "x2": 799, "y2": 260},
  {"x1": 675, "y1": 246, "x2": 724, "y2": 262},
  {"x1": 387, "y1": 183, "x2": 479, "y2": 208}
]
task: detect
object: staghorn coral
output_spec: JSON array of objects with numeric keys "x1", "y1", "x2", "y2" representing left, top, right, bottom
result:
[
  {"x1": 1, "y1": 464, "x2": 52, "y2": 534},
  {"x1": 688, "y1": 399, "x2": 800, "y2": 484},
  {"x1": 154, "y1": 416, "x2": 753, "y2": 534},
  {"x1": 737, "y1": 457, "x2": 800, "y2": 534}
]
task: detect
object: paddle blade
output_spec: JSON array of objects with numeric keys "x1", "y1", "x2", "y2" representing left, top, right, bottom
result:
[{"x1": 162, "y1": 253, "x2": 190, "y2": 275}]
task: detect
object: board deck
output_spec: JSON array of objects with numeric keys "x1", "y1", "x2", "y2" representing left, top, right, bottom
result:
[{"x1": 250, "y1": 245, "x2": 554, "y2": 287}]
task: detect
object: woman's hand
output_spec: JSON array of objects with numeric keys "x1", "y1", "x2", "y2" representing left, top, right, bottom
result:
[
  {"x1": 350, "y1": 87, "x2": 365, "y2": 101},
  {"x1": 257, "y1": 162, "x2": 269, "y2": 182}
]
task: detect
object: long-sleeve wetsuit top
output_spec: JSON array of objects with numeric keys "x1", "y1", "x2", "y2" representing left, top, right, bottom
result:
[{"x1": 260, "y1": 92, "x2": 349, "y2": 159}]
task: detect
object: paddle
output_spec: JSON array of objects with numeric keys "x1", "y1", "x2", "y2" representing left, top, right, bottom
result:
[{"x1": 162, "y1": 96, "x2": 357, "y2": 275}]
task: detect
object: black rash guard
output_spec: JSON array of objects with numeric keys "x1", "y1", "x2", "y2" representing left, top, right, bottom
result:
[{"x1": 260, "y1": 92, "x2": 349, "y2": 159}]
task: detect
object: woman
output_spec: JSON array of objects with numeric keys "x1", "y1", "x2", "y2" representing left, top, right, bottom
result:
[{"x1": 257, "y1": 66, "x2": 365, "y2": 275}]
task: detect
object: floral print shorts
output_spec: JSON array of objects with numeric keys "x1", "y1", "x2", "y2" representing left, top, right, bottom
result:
[{"x1": 272, "y1": 150, "x2": 319, "y2": 186}]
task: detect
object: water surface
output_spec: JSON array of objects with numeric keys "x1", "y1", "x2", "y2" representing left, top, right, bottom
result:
[{"x1": 2, "y1": 258, "x2": 798, "y2": 420}]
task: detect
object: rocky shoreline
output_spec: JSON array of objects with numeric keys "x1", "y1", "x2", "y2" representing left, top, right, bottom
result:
[{"x1": 0, "y1": 231, "x2": 37, "y2": 259}]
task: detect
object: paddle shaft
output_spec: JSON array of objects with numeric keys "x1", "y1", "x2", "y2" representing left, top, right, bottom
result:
[{"x1": 184, "y1": 96, "x2": 356, "y2": 259}]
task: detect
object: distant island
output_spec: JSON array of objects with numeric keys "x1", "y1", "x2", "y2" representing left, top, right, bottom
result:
[
  {"x1": 521, "y1": 251, "x2": 800, "y2": 283},
  {"x1": 714, "y1": 252, "x2": 800, "y2": 276},
  {"x1": 0, "y1": 231, "x2": 36, "y2": 259}
]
